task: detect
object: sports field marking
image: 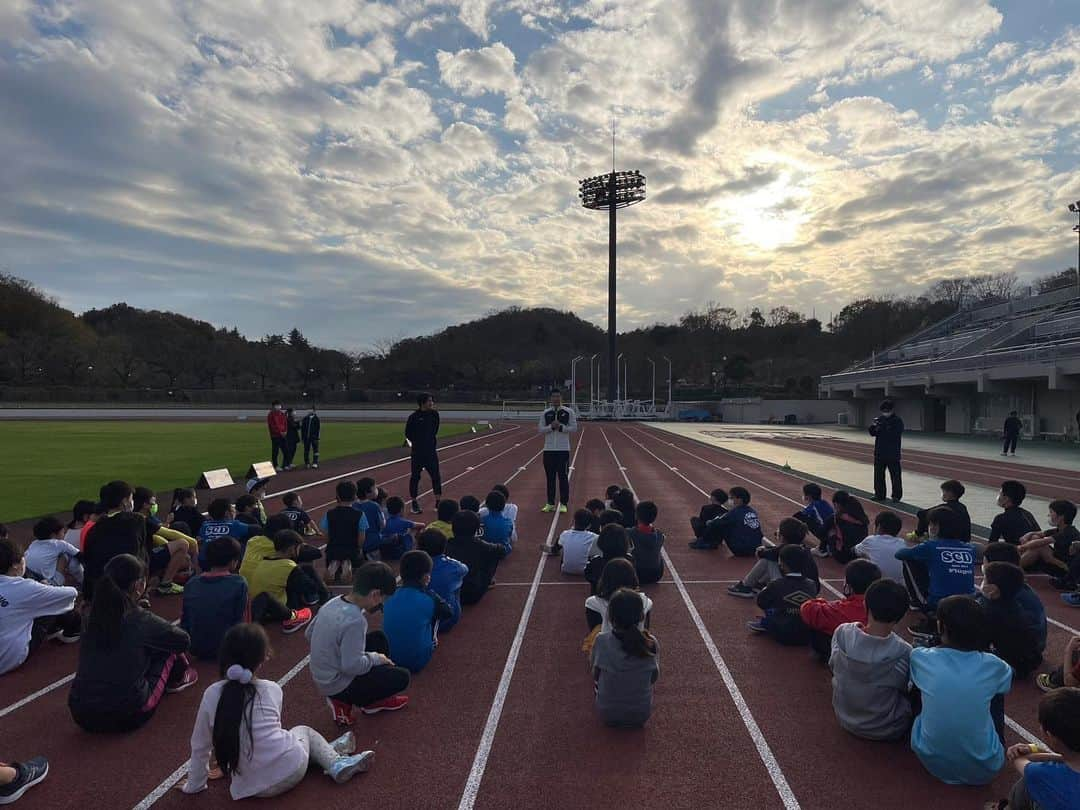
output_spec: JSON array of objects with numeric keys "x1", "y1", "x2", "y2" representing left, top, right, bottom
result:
[
  {"x1": 634, "y1": 427, "x2": 1080, "y2": 639},
  {"x1": 622, "y1": 427, "x2": 1052, "y2": 750},
  {"x1": 601, "y1": 427, "x2": 801, "y2": 810},
  {"x1": 457, "y1": 430, "x2": 585, "y2": 810}
]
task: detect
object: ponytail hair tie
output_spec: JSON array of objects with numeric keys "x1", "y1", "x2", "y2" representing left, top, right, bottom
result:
[{"x1": 226, "y1": 664, "x2": 253, "y2": 684}]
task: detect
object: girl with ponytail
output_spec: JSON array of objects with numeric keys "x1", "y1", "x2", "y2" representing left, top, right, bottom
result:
[
  {"x1": 182, "y1": 623, "x2": 375, "y2": 799},
  {"x1": 69, "y1": 554, "x2": 195, "y2": 733},
  {"x1": 590, "y1": 587, "x2": 660, "y2": 728}
]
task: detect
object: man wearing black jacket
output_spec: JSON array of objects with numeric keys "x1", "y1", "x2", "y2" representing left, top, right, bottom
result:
[
  {"x1": 1002, "y1": 411, "x2": 1022, "y2": 457},
  {"x1": 406, "y1": 393, "x2": 441, "y2": 515},
  {"x1": 869, "y1": 400, "x2": 904, "y2": 502}
]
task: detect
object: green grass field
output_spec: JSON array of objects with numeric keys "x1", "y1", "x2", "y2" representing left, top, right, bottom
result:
[{"x1": 1, "y1": 421, "x2": 473, "y2": 522}]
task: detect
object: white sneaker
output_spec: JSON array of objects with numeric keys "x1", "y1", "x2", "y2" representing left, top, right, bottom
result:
[
  {"x1": 328, "y1": 751, "x2": 375, "y2": 784},
  {"x1": 331, "y1": 731, "x2": 356, "y2": 756},
  {"x1": 313, "y1": 463, "x2": 319, "y2": 469}
]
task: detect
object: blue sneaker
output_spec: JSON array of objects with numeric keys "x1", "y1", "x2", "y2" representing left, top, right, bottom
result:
[
  {"x1": 747, "y1": 618, "x2": 769, "y2": 634},
  {"x1": 330, "y1": 731, "x2": 356, "y2": 756},
  {"x1": 0, "y1": 757, "x2": 48, "y2": 804},
  {"x1": 328, "y1": 751, "x2": 375, "y2": 784},
  {"x1": 1061, "y1": 592, "x2": 1080, "y2": 607}
]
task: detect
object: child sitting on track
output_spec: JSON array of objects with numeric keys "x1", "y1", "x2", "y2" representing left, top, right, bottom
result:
[
  {"x1": 895, "y1": 506, "x2": 978, "y2": 620},
  {"x1": 69, "y1": 553, "x2": 197, "y2": 732},
  {"x1": 381, "y1": 550, "x2": 452, "y2": 674},
  {"x1": 628, "y1": 501, "x2": 664, "y2": 585},
  {"x1": 428, "y1": 498, "x2": 459, "y2": 543},
  {"x1": 829, "y1": 579, "x2": 913, "y2": 741},
  {"x1": 690, "y1": 488, "x2": 729, "y2": 542},
  {"x1": 748, "y1": 545, "x2": 819, "y2": 645},
  {"x1": 82, "y1": 480, "x2": 153, "y2": 602},
  {"x1": 909, "y1": 595, "x2": 1012, "y2": 786},
  {"x1": 853, "y1": 510, "x2": 906, "y2": 584},
  {"x1": 306, "y1": 562, "x2": 411, "y2": 726},
  {"x1": 1018, "y1": 499, "x2": 1079, "y2": 578},
  {"x1": 690, "y1": 486, "x2": 762, "y2": 556},
  {"x1": 585, "y1": 499, "x2": 606, "y2": 533},
  {"x1": 280, "y1": 491, "x2": 318, "y2": 536},
  {"x1": 133, "y1": 486, "x2": 194, "y2": 590},
  {"x1": 990, "y1": 480, "x2": 1041, "y2": 545},
  {"x1": 169, "y1": 488, "x2": 204, "y2": 537},
  {"x1": 182, "y1": 623, "x2": 373, "y2": 798},
  {"x1": 585, "y1": 558, "x2": 651, "y2": 638},
  {"x1": 727, "y1": 518, "x2": 820, "y2": 599},
  {"x1": 604, "y1": 485, "x2": 621, "y2": 511},
  {"x1": 447, "y1": 510, "x2": 507, "y2": 605},
  {"x1": 914, "y1": 479, "x2": 971, "y2": 543},
  {"x1": 248, "y1": 530, "x2": 321, "y2": 633},
  {"x1": 353, "y1": 477, "x2": 386, "y2": 558},
  {"x1": 591, "y1": 588, "x2": 660, "y2": 729},
  {"x1": 198, "y1": 498, "x2": 258, "y2": 569},
  {"x1": 417, "y1": 529, "x2": 468, "y2": 631},
  {"x1": 584, "y1": 524, "x2": 634, "y2": 596},
  {"x1": 794, "y1": 482, "x2": 834, "y2": 543},
  {"x1": 0, "y1": 538, "x2": 80, "y2": 675},
  {"x1": 321, "y1": 481, "x2": 368, "y2": 585},
  {"x1": 239, "y1": 514, "x2": 291, "y2": 586},
  {"x1": 992, "y1": 687, "x2": 1080, "y2": 810},
  {"x1": 479, "y1": 484, "x2": 519, "y2": 543},
  {"x1": 65, "y1": 500, "x2": 97, "y2": 549},
  {"x1": 25, "y1": 516, "x2": 83, "y2": 587},
  {"x1": 800, "y1": 559, "x2": 881, "y2": 658},
  {"x1": 547, "y1": 508, "x2": 598, "y2": 573},
  {"x1": 984, "y1": 542, "x2": 1048, "y2": 657},
  {"x1": 813, "y1": 490, "x2": 869, "y2": 563},
  {"x1": 612, "y1": 489, "x2": 637, "y2": 529},
  {"x1": 234, "y1": 494, "x2": 264, "y2": 530},
  {"x1": 480, "y1": 490, "x2": 515, "y2": 554},
  {"x1": 380, "y1": 496, "x2": 423, "y2": 561},
  {"x1": 978, "y1": 562, "x2": 1046, "y2": 679},
  {"x1": 181, "y1": 537, "x2": 249, "y2": 660}
]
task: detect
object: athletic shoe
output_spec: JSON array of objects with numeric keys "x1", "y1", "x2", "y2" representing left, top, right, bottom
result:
[
  {"x1": 283, "y1": 607, "x2": 313, "y2": 634},
  {"x1": 313, "y1": 463, "x2": 319, "y2": 469},
  {"x1": 870, "y1": 495, "x2": 886, "y2": 502},
  {"x1": 891, "y1": 497, "x2": 902, "y2": 503},
  {"x1": 1036, "y1": 673, "x2": 1060, "y2": 693},
  {"x1": 360, "y1": 694, "x2": 409, "y2": 715},
  {"x1": 726, "y1": 582, "x2": 756, "y2": 599},
  {"x1": 157, "y1": 581, "x2": 184, "y2": 596},
  {"x1": 1001, "y1": 452, "x2": 1008, "y2": 456},
  {"x1": 327, "y1": 698, "x2": 354, "y2": 726},
  {"x1": 558, "y1": 504, "x2": 568, "y2": 514},
  {"x1": 138, "y1": 597, "x2": 152, "y2": 610},
  {"x1": 1061, "y1": 592, "x2": 1080, "y2": 607},
  {"x1": 0, "y1": 757, "x2": 49, "y2": 805},
  {"x1": 811, "y1": 548, "x2": 830, "y2": 558},
  {"x1": 331, "y1": 731, "x2": 357, "y2": 756},
  {"x1": 328, "y1": 751, "x2": 375, "y2": 784},
  {"x1": 305, "y1": 464, "x2": 311, "y2": 469},
  {"x1": 541, "y1": 503, "x2": 555, "y2": 513},
  {"x1": 166, "y1": 667, "x2": 199, "y2": 694},
  {"x1": 688, "y1": 540, "x2": 715, "y2": 550},
  {"x1": 46, "y1": 627, "x2": 81, "y2": 644},
  {"x1": 746, "y1": 618, "x2": 769, "y2": 634},
  {"x1": 410, "y1": 501, "x2": 422, "y2": 515}
]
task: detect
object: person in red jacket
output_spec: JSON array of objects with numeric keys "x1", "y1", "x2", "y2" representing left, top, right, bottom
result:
[
  {"x1": 800, "y1": 559, "x2": 881, "y2": 659},
  {"x1": 267, "y1": 401, "x2": 288, "y2": 470}
]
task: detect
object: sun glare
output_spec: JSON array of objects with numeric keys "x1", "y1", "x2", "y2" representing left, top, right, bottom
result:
[{"x1": 717, "y1": 170, "x2": 809, "y2": 251}]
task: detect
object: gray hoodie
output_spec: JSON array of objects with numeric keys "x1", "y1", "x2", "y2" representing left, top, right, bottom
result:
[{"x1": 829, "y1": 622, "x2": 912, "y2": 741}]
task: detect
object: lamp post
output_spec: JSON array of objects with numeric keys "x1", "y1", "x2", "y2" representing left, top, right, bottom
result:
[
  {"x1": 622, "y1": 355, "x2": 630, "y2": 400},
  {"x1": 663, "y1": 355, "x2": 672, "y2": 415},
  {"x1": 589, "y1": 352, "x2": 600, "y2": 411},
  {"x1": 570, "y1": 355, "x2": 584, "y2": 411},
  {"x1": 1070, "y1": 201, "x2": 1080, "y2": 297},
  {"x1": 647, "y1": 357, "x2": 656, "y2": 409},
  {"x1": 579, "y1": 167, "x2": 646, "y2": 402},
  {"x1": 615, "y1": 352, "x2": 624, "y2": 401}
]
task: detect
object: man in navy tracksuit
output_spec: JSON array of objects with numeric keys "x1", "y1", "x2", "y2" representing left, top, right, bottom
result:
[
  {"x1": 406, "y1": 393, "x2": 441, "y2": 515},
  {"x1": 301, "y1": 405, "x2": 321, "y2": 469},
  {"x1": 690, "y1": 486, "x2": 763, "y2": 555},
  {"x1": 869, "y1": 399, "x2": 904, "y2": 502}
]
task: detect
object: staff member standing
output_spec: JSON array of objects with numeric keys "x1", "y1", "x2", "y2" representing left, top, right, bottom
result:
[
  {"x1": 539, "y1": 388, "x2": 577, "y2": 514},
  {"x1": 406, "y1": 394, "x2": 441, "y2": 515},
  {"x1": 1002, "y1": 411, "x2": 1022, "y2": 457},
  {"x1": 267, "y1": 401, "x2": 287, "y2": 471},
  {"x1": 301, "y1": 405, "x2": 321, "y2": 469},
  {"x1": 869, "y1": 399, "x2": 904, "y2": 503}
]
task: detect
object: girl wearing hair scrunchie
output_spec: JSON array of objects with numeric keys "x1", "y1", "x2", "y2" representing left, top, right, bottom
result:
[{"x1": 181, "y1": 623, "x2": 374, "y2": 798}]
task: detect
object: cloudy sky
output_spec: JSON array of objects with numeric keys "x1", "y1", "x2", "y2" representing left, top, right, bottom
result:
[{"x1": 1, "y1": 1, "x2": 1078, "y2": 349}]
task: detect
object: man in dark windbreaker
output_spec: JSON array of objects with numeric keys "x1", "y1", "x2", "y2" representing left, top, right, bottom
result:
[
  {"x1": 406, "y1": 393, "x2": 441, "y2": 515},
  {"x1": 1001, "y1": 410, "x2": 1022, "y2": 457},
  {"x1": 869, "y1": 399, "x2": 904, "y2": 502}
]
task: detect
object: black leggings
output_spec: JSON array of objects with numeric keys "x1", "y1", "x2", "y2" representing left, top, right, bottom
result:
[
  {"x1": 331, "y1": 631, "x2": 410, "y2": 708},
  {"x1": 409, "y1": 454, "x2": 442, "y2": 500},
  {"x1": 251, "y1": 565, "x2": 327, "y2": 622},
  {"x1": 543, "y1": 451, "x2": 570, "y2": 505}
]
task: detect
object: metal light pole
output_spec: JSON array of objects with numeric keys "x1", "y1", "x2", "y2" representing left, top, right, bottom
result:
[
  {"x1": 570, "y1": 355, "x2": 584, "y2": 411},
  {"x1": 622, "y1": 356, "x2": 630, "y2": 399},
  {"x1": 615, "y1": 352, "x2": 624, "y2": 400},
  {"x1": 1070, "y1": 201, "x2": 1080, "y2": 297},
  {"x1": 647, "y1": 357, "x2": 656, "y2": 408},
  {"x1": 579, "y1": 164, "x2": 646, "y2": 403},
  {"x1": 589, "y1": 353, "x2": 599, "y2": 410},
  {"x1": 664, "y1": 355, "x2": 672, "y2": 415}
]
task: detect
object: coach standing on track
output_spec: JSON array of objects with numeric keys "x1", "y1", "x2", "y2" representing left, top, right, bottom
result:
[
  {"x1": 869, "y1": 399, "x2": 904, "y2": 502},
  {"x1": 406, "y1": 393, "x2": 441, "y2": 515},
  {"x1": 539, "y1": 388, "x2": 577, "y2": 514}
]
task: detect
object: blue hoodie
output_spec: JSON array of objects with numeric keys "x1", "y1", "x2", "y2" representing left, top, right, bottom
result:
[
  {"x1": 382, "y1": 584, "x2": 452, "y2": 673},
  {"x1": 428, "y1": 555, "x2": 469, "y2": 630},
  {"x1": 481, "y1": 512, "x2": 514, "y2": 554}
]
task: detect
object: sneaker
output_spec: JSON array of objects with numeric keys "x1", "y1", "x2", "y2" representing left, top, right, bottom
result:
[
  {"x1": 746, "y1": 618, "x2": 769, "y2": 634},
  {"x1": 558, "y1": 504, "x2": 568, "y2": 513},
  {"x1": 157, "y1": 581, "x2": 184, "y2": 596},
  {"x1": 410, "y1": 501, "x2": 423, "y2": 515},
  {"x1": 328, "y1": 751, "x2": 375, "y2": 784},
  {"x1": 138, "y1": 597, "x2": 152, "y2": 609},
  {"x1": 726, "y1": 582, "x2": 756, "y2": 599},
  {"x1": 1036, "y1": 673, "x2": 1060, "y2": 693},
  {"x1": 0, "y1": 757, "x2": 49, "y2": 805},
  {"x1": 541, "y1": 503, "x2": 555, "y2": 513},
  {"x1": 870, "y1": 495, "x2": 886, "y2": 502},
  {"x1": 688, "y1": 540, "x2": 715, "y2": 550},
  {"x1": 330, "y1": 731, "x2": 356, "y2": 755},
  {"x1": 166, "y1": 666, "x2": 199, "y2": 694},
  {"x1": 1061, "y1": 592, "x2": 1080, "y2": 607},
  {"x1": 46, "y1": 627, "x2": 81, "y2": 644},
  {"x1": 891, "y1": 497, "x2": 902, "y2": 503},
  {"x1": 327, "y1": 698, "x2": 354, "y2": 726},
  {"x1": 360, "y1": 694, "x2": 409, "y2": 715},
  {"x1": 312, "y1": 463, "x2": 319, "y2": 469},
  {"x1": 283, "y1": 465, "x2": 294, "y2": 471},
  {"x1": 283, "y1": 607, "x2": 313, "y2": 634}
]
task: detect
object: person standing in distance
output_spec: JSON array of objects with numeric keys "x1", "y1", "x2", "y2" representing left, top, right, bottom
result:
[
  {"x1": 267, "y1": 401, "x2": 288, "y2": 471},
  {"x1": 1002, "y1": 411, "x2": 1022, "y2": 457},
  {"x1": 302, "y1": 404, "x2": 322, "y2": 469},
  {"x1": 539, "y1": 388, "x2": 577, "y2": 514},
  {"x1": 869, "y1": 400, "x2": 904, "y2": 503},
  {"x1": 406, "y1": 394, "x2": 441, "y2": 515}
]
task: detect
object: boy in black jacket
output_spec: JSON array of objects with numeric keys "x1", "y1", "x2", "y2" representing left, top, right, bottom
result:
[
  {"x1": 990, "y1": 480, "x2": 1040, "y2": 545},
  {"x1": 690, "y1": 489, "x2": 728, "y2": 540},
  {"x1": 446, "y1": 510, "x2": 507, "y2": 605},
  {"x1": 914, "y1": 479, "x2": 972, "y2": 542},
  {"x1": 728, "y1": 518, "x2": 820, "y2": 598},
  {"x1": 628, "y1": 501, "x2": 664, "y2": 585},
  {"x1": 978, "y1": 562, "x2": 1046, "y2": 679},
  {"x1": 748, "y1": 545, "x2": 818, "y2": 645}
]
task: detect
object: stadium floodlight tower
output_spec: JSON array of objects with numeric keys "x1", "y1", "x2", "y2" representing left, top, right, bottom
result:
[
  {"x1": 579, "y1": 156, "x2": 645, "y2": 406},
  {"x1": 1070, "y1": 200, "x2": 1080, "y2": 297}
]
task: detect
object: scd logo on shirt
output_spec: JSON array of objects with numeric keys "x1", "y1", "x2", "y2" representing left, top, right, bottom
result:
[{"x1": 940, "y1": 549, "x2": 974, "y2": 565}]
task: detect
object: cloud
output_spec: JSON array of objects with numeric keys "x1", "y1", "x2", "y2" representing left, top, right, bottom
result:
[{"x1": 437, "y1": 42, "x2": 519, "y2": 96}]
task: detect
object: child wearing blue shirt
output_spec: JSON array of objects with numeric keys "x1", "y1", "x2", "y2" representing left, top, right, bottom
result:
[
  {"x1": 197, "y1": 498, "x2": 257, "y2": 568},
  {"x1": 895, "y1": 506, "x2": 977, "y2": 614},
  {"x1": 181, "y1": 537, "x2": 248, "y2": 660},
  {"x1": 794, "y1": 482, "x2": 834, "y2": 542},
  {"x1": 909, "y1": 595, "x2": 1013, "y2": 786},
  {"x1": 998, "y1": 687, "x2": 1080, "y2": 810},
  {"x1": 353, "y1": 477, "x2": 385, "y2": 556},
  {"x1": 417, "y1": 529, "x2": 468, "y2": 631},
  {"x1": 480, "y1": 490, "x2": 514, "y2": 554},
  {"x1": 382, "y1": 551, "x2": 452, "y2": 673},
  {"x1": 381, "y1": 497, "x2": 423, "y2": 562}
]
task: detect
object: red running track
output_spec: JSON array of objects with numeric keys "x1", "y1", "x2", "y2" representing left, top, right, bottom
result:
[{"x1": 5, "y1": 423, "x2": 1078, "y2": 809}]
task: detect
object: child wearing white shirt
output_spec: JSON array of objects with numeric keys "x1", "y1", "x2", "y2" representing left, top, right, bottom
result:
[
  {"x1": 25, "y1": 517, "x2": 83, "y2": 587},
  {"x1": 853, "y1": 511, "x2": 907, "y2": 584},
  {"x1": 548, "y1": 509, "x2": 598, "y2": 574}
]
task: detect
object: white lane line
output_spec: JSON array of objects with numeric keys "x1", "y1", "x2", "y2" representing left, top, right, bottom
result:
[
  {"x1": 457, "y1": 431, "x2": 585, "y2": 810},
  {"x1": 131, "y1": 655, "x2": 312, "y2": 809},
  {"x1": 631, "y1": 427, "x2": 1080, "y2": 638},
  {"x1": 0, "y1": 673, "x2": 74, "y2": 719},
  {"x1": 601, "y1": 427, "x2": 800, "y2": 810},
  {"x1": 622, "y1": 427, "x2": 1052, "y2": 750},
  {"x1": 264, "y1": 425, "x2": 519, "y2": 499}
]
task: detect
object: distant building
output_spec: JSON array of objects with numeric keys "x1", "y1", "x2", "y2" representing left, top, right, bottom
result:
[{"x1": 821, "y1": 286, "x2": 1080, "y2": 438}]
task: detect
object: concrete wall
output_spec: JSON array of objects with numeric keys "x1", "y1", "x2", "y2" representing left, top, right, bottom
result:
[
  {"x1": 673, "y1": 399, "x2": 845, "y2": 425},
  {"x1": 946, "y1": 396, "x2": 973, "y2": 434}
]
